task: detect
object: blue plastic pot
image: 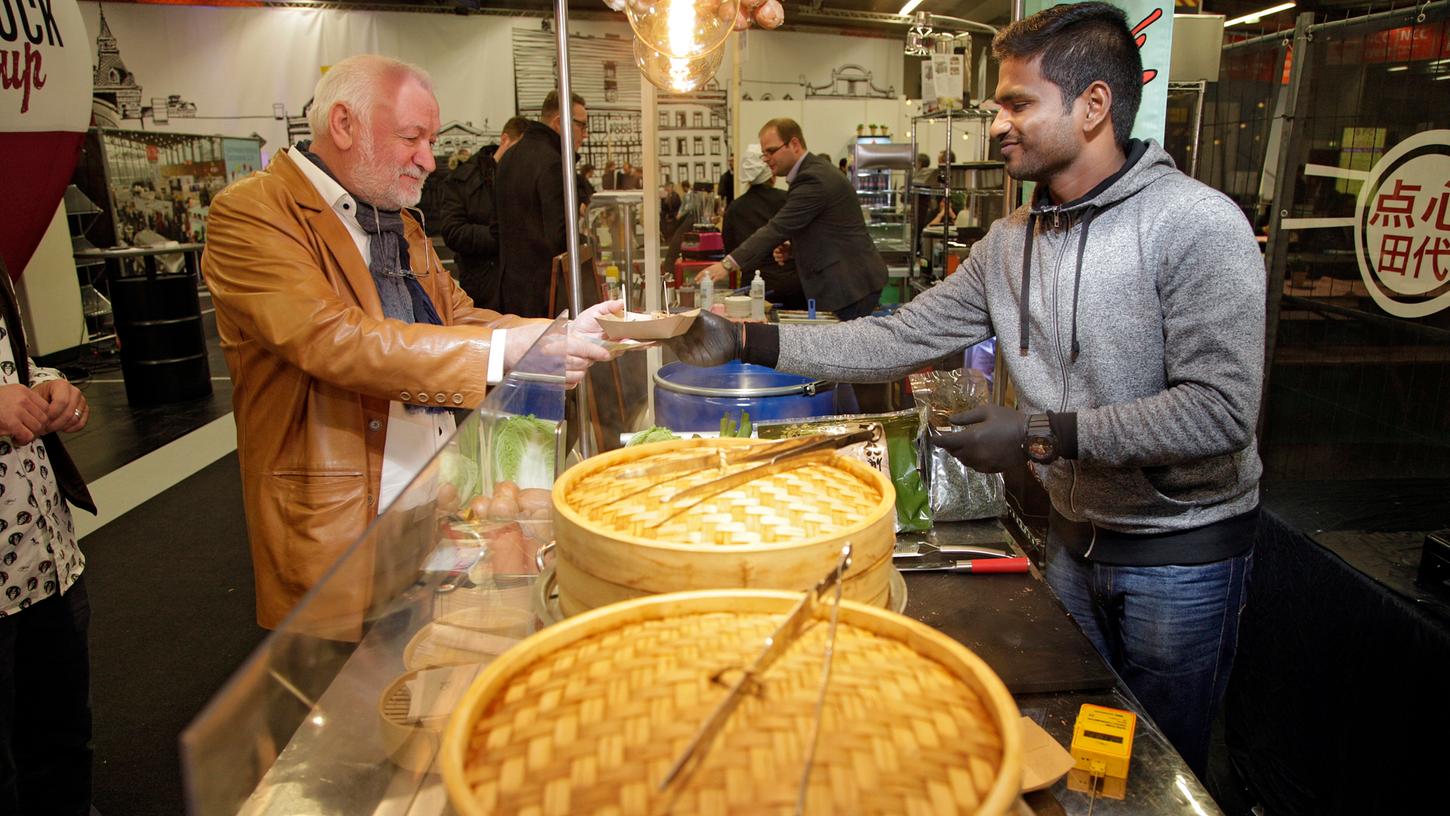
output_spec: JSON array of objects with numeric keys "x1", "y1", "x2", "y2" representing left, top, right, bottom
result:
[{"x1": 653, "y1": 361, "x2": 835, "y2": 432}]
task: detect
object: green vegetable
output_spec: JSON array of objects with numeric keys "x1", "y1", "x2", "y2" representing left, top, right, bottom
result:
[
  {"x1": 491, "y1": 414, "x2": 556, "y2": 489},
  {"x1": 627, "y1": 426, "x2": 679, "y2": 446},
  {"x1": 719, "y1": 410, "x2": 752, "y2": 438},
  {"x1": 439, "y1": 415, "x2": 482, "y2": 498}
]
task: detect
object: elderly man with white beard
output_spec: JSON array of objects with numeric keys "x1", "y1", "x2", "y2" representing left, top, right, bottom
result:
[{"x1": 202, "y1": 55, "x2": 621, "y2": 634}]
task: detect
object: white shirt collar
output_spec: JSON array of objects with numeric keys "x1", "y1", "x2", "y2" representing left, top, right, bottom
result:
[
  {"x1": 786, "y1": 152, "x2": 808, "y2": 183},
  {"x1": 288, "y1": 145, "x2": 357, "y2": 214}
]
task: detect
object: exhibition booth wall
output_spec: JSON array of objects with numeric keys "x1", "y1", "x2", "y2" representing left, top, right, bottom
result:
[{"x1": 75, "y1": 1, "x2": 922, "y2": 165}]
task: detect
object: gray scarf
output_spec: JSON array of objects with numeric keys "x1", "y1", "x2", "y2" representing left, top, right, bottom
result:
[
  {"x1": 298, "y1": 144, "x2": 445, "y2": 414},
  {"x1": 298, "y1": 143, "x2": 442, "y2": 327}
]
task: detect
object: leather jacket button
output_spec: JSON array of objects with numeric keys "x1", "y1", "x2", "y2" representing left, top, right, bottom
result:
[
  {"x1": 451, "y1": 394, "x2": 464, "y2": 405},
  {"x1": 400, "y1": 391, "x2": 412, "y2": 401},
  {"x1": 367, "y1": 419, "x2": 382, "y2": 432},
  {"x1": 417, "y1": 392, "x2": 431, "y2": 404},
  {"x1": 434, "y1": 393, "x2": 446, "y2": 404}
]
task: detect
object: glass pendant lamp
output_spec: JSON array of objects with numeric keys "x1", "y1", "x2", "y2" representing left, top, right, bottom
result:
[
  {"x1": 626, "y1": 0, "x2": 739, "y2": 59},
  {"x1": 633, "y1": 35, "x2": 726, "y2": 93}
]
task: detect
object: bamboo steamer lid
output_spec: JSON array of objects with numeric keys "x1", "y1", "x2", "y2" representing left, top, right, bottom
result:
[
  {"x1": 441, "y1": 590, "x2": 1021, "y2": 816},
  {"x1": 551, "y1": 438, "x2": 897, "y2": 611}
]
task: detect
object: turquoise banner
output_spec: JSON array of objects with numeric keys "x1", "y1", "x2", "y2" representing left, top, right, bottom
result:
[{"x1": 1020, "y1": 0, "x2": 1174, "y2": 143}]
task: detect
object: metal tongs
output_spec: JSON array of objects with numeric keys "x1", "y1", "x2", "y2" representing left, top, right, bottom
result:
[
  {"x1": 644, "y1": 429, "x2": 875, "y2": 528},
  {"x1": 659, "y1": 543, "x2": 853, "y2": 810},
  {"x1": 573, "y1": 432, "x2": 861, "y2": 516},
  {"x1": 614, "y1": 431, "x2": 861, "y2": 481}
]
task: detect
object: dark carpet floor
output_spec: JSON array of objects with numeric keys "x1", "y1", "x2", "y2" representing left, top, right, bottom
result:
[{"x1": 82, "y1": 452, "x2": 262, "y2": 816}]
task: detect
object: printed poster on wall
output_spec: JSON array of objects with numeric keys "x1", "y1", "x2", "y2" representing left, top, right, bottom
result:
[
  {"x1": 1354, "y1": 130, "x2": 1450, "y2": 319},
  {"x1": 1022, "y1": 0, "x2": 1174, "y2": 144}
]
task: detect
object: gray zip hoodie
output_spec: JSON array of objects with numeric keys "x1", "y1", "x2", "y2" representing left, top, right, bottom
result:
[{"x1": 772, "y1": 140, "x2": 1265, "y2": 542}]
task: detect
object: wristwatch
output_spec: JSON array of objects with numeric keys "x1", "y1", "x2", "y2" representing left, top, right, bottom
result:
[{"x1": 1023, "y1": 412, "x2": 1058, "y2": 465}]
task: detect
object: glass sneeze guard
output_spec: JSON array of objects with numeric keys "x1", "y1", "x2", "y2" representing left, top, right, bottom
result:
[{"x1": 181, "y1": 318, "x2": 571, "y2": 815}]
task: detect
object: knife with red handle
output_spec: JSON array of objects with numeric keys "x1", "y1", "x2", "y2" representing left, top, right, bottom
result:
[{"x1": 896, "y1": 556, "x2": 1031, "y2": 574}]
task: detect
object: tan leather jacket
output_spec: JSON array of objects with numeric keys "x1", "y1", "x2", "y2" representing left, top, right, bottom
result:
[{"x1": 203, "y1": 152, "x2": 532, "y2": 633}]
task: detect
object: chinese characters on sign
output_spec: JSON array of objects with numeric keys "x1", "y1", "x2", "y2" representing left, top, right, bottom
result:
[{"x1": 1355, "y1": 130, "x2": 1450, "y2": 318}]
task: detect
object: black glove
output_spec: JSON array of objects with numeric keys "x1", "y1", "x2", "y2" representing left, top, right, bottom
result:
[
  {"x1": 932, "y1": 405, "x2": 1028, "y2": 474},
  {"x1": 665, "y1": 310, "x2": 740, "y2": 367}
]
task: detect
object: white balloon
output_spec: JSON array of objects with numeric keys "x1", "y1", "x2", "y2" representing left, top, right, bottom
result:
[{"x1": 0, "y1": 0, "x2": 92, "y2": 134}]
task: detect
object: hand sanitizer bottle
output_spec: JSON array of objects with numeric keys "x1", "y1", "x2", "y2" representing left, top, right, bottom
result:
[
  {"x1": 749, "y1": 270, "x2": 766, "y2": 321},
  {"x1": 700, "y1": 272, "x2": 714, "y2": 310}
]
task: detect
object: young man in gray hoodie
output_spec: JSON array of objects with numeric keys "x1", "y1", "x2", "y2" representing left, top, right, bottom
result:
[{"x1": 667, "y1": 2, "x2": 1264, "y2": 778}]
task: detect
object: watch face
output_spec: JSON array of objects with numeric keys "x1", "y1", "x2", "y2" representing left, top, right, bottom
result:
[{"x1": 1026, "y1": 437, "x2": 1055, "y2": 461}]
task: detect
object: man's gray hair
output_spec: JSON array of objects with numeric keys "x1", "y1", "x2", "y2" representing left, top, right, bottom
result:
[{"x1": 307, "y1": 55, "x2": 435, "y2": 142}]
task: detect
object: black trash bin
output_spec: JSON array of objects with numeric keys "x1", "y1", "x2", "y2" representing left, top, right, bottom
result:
[{"x1": 107, "y1": 248, "x2": 211, "y2": 406}]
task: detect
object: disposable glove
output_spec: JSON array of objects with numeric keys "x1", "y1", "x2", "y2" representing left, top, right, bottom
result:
[
  {"x1": 932, "y1": 405, "x2": 1028, "y2": 474},
  {"x1": 664, "y1": 310, "x2": 740, "y2": 367}
]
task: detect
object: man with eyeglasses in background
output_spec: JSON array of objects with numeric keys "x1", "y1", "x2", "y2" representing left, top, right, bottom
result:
[
  {"x1": 496, "y1": 90, "x2": 590, "y2": 318},
  {"x1": 696, "y1": 118, "x2": 886, "y2": 322}
]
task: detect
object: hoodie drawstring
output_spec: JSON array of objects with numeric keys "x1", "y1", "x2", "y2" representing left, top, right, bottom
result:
[
  {"x1": 1019, "y1": 211, "x2": 1038, "y2": 356},
  {"x1": 1069, "y1": 206, "x2": 1098, "y2": 363}
]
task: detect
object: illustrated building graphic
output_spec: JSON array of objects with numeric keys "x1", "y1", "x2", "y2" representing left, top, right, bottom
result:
[{"x1": 92, "y1": 6, "x2": 143, "y2": 120}]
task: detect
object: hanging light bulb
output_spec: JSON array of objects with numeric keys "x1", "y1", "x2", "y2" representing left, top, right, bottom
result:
[
  {"x1": 634, "y1": 35, "x2": 725, "y2": 93},
  {"x1": 626, "y1": 0, "x2": 739, "y2": 60}
]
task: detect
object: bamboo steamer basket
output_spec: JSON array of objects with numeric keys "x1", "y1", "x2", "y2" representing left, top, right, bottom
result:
[
  {"x1": 551, "y1": 557, "x2": 894, "y2": 620},
  {"x1": 551, "y1": 438, "x2": 897, "y2": 614},
  {"x1": 440, "y1": 590, "x2": 1021, "y2": 816}
]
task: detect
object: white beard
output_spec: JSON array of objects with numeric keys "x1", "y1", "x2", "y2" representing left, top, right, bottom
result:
[{"x1": 352, "y1": 132, "x2": 426, "y2": 209}]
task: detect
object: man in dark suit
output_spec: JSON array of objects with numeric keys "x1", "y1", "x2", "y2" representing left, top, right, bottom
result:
[
  {"x1": 494, "y1": 90, "x2": 588, "y2": 318},
  {"x1": 697, "y1": 118, "x2": 885, "y2": 320},
  {"x1": 438, "y1": 116, "x2": 528, "y2": 310},
  {"x1": 722, "y1": 145, "x2": 803, "y2": 310}
]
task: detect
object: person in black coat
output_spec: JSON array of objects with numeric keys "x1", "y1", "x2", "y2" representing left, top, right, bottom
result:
[
  {"x1": 698, "y1": 118, "x2": 885, "y2": 320},
  {"x1": 718, "y1": 164, "x2": 734, "y2": 207},
  {"x1": 722, "y1": 145, "x2": 804, "y2": 310},
  {"x1": 438, "y1": 116, "x2": 528, "y2": 310},
  {"x1": 494, "y1": 91, "x2": 588, "y2": 318}
]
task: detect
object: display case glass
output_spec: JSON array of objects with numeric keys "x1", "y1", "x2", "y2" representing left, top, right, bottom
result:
[{"x1": 181, "y1": 319, "x2": 572, "y2": 815}]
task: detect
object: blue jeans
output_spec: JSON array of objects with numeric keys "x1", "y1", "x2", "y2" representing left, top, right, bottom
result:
[{"x1": 1045, "y1": 543, "x2": 1253, "y2": 778}]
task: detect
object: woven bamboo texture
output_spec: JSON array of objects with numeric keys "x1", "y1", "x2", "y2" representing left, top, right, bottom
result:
[
  {"x1": 551, "y1": 439, "x2": 897, "y2": 612},
  {"x1": 441, "y1": 591, "x2": 1021, "y2": 816},
  {"x1": 564, "y1": 442, "x2": 882, "y2": 543}
]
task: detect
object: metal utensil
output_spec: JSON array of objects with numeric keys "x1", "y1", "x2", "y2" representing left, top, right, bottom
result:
[
  {"x1": 612, "y1": 434, "x2": 827, "y2": 481},
  {"x1": 893, "y1": 541, "x2": 1013, "y2": 560},
  {"x1": 573, "y1": 434, "x2": 851, "y2": 516},
  {"x1": 645, "y1": 430, "x2": 875, "y2": 529},
  {"x1": 660, "y1": 543, "x2": 853, "y2": 796},
  {"x1": 895, "y1": 556, "x2": 1031, "y2": 574}
]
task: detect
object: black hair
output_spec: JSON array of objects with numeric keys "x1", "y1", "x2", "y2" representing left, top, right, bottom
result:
[{"x1": 991, "y1": 1, "x2": 1142, "y2": 149}]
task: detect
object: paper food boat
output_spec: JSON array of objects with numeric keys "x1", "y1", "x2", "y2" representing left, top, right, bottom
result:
[{"x1": 596, "y1": 309, "x2": 700, "y2": 341}]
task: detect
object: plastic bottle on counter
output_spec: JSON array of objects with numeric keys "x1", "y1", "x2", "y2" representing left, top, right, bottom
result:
[
  {"x1": 749, "y1": 270, "x2": 765, "y2": 321},
  {"x1": 700, "y1": 272, "x2": 714, "y2": 310},
  {"x1": 604, "y1": 264, "x2": 621, "y2": 300}
]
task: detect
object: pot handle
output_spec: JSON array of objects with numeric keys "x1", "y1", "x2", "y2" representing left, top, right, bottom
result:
[{"x1": 535, "y1": 540, "x2": 556, "y2": 574}]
